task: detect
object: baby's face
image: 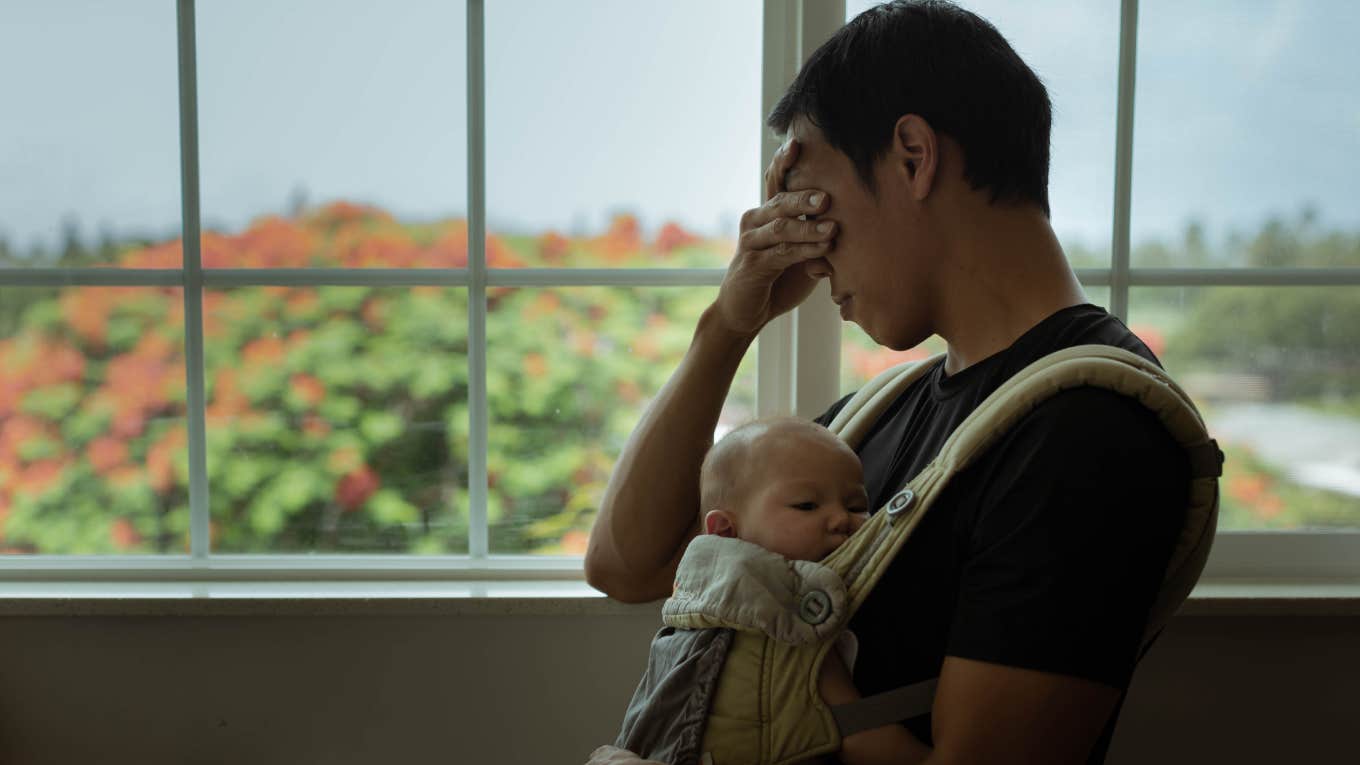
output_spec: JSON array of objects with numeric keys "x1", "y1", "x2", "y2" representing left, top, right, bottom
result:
[{"x1": 737, "y1": 430, "x2": 869, "y2": 561}]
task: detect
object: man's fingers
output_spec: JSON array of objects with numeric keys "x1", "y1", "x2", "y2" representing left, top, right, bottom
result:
[
  {"x1": 750, "y1": 240, "x2": 835, "y2": 272},
  {"x1": 741, "y1": 188, "x2": 830, "y2": 232},
  {"x1": 763, "y1": 139, "x2": 801, "y2": 201},
  {"x1": 740, "y1": 214, "x2": 837, "y2": 252}
]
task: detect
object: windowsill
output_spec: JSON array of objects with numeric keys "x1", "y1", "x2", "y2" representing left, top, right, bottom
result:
[{"x1": 0, "y1": 578, "x2": 1357, "y2": 617}]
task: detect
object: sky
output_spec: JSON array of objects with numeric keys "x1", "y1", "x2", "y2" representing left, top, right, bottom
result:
[{"x1": 2, "y1": 0, "x2": 1357, "y2": 257}]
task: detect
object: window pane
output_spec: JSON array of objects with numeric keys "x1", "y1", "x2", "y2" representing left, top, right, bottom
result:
[
  {"x1": 197, "y1": 0, "x2": 467, "y2": 267},
  {"x1": 846, "y1": 1, "x2": 1117, "y2": 267},
  {"x1": 839, "y1": 288, "x2": 1113, "y2": 396},
  {"x1": 1, "y1": 287, "x2": 187, "y2": 553},
  {"x1": 486, "y1": 287, "x2": 756, "y2": 554},
  {"x1": 206, "y1": 287, "x2": 468, "y2": 553},
  {"x1": 486, "y1": 0, "x2": 761, "y2": 268},
  {"x1": 1133, "y1": 287, "x2": 1360, "y2": 530},
  {"x1": 0, "y1": 2, "x2": 180, "y2": 268},
  {"x1": 1132, "y1": 1, "x2": 1360, "y2": 267}
]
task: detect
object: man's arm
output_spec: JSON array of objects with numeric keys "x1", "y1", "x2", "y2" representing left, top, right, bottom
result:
[
  {"x1": 585, "y1": 139, "x2": 839, "y2": 602},
  {"x1": 584, "y1": 308, "x2": 755, "y2": 603}
]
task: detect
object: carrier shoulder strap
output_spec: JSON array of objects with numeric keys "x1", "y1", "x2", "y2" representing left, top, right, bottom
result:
[
  {"x1": 827, "y1": 353, "x2": 943, "y2": 449},
  {"x1": 823, "y1": 344, "x2": 1222, "y2": 736}
]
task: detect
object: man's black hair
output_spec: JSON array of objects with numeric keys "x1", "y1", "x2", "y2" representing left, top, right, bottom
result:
[{"x1": 768, "y1": 0, "x2": 1053, "y2": 217}]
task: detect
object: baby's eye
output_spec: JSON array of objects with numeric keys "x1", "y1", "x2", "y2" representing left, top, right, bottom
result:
[{"x1": 791, "y1": 501, "x2": 818, "y2": 511}]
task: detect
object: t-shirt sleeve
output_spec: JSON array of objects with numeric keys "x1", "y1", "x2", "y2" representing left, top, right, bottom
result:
[{"x1": 945, "y1": 387, "x2": 1189, "y2": 690}]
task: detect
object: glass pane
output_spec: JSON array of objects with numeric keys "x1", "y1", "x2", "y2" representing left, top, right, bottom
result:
[
  {"x1": 1133, "y1": 287, "x2": 1360, "y2": 530},
  {"x1": 846, "y1": 1, "x2": 1117, "y2": 267},
  {"x1": 487, "y1": 287, "x2": 756, "y2": 554},
  {"x1": 839, "y1": 288, "x2": 1113, "y2": 396},
  {"x1": 0, "y1": 3, "x2": 180, "y2": 268},
  {"x1": 1, "y1": 287, "x2": 187, "y2": 553},
  {"x1": 1133, "y1": 1, "x2": 1360, "y2": 267},
  {"x1": 486, "y1": 0, "x2": 761, "y2": 268},
  {"x1": 197, "y1": 0, "x2": 467, "y2": 267},
  {"x1": 206, "y1": 287, "x2": 468, "y2": 553}
]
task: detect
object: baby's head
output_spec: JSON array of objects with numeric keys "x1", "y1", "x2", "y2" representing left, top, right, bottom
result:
[{"x1": 700, "y1": 417, "x2": 869, "y2": 561}]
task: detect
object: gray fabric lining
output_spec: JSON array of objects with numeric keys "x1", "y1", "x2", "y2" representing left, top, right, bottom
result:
[{"x1": 614, "y1": 626, "x2": 735, "y2": 765}]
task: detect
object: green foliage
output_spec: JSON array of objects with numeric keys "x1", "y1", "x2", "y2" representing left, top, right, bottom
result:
[{"x1": 1, "y1": 205, "x2": 1354, "y2": 555}]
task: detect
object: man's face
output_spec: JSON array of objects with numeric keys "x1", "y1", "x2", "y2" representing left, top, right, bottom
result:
[
  {"x1": 738, "y1": 429, "x2": 869, "y2": 562},
  {"x1": 782, "y1": 118, "x2": 935, "y2": 351}
]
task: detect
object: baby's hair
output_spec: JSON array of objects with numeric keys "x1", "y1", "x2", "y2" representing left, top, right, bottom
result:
[{"x1": 699, "y1": 416, "x2": 842, "y2": 518}]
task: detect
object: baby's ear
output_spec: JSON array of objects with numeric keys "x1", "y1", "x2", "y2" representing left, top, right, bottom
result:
[{"x1": 704, "y1": 510, "x2": 737, "y2": 538}]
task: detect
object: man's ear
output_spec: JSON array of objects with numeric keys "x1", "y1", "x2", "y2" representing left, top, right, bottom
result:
[
  {"x1": 891, "y1": 114, "x2": 938, "y2": 201},
  {"x1": 704, "y1": 510, "x2": 738, "y2": 538}
]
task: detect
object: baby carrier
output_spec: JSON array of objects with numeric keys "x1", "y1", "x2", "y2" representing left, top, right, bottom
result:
[{"x1": 613, "y1": 345, "x2": 1224, "y2": 765}]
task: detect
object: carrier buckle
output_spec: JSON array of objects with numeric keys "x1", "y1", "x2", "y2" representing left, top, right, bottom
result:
[
  {"x1": 886, "y1": 488, "x2": 916, "y2": 518},
  {"x1": 799, "y1": 590, "x2": 833, "y2": 625}
]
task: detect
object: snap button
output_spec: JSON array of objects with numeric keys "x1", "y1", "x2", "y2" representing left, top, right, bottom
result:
[
  {"x1": 886, "y1": 488, "x2": 916, "y2": 517},
  {"x1": 799, "y1": 590, "x2": 833, "y2": 625}
]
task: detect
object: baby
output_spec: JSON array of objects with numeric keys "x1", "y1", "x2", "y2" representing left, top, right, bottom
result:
[
  {"x1": 606, "y1": 416, "x2": 913, "y2": 762},
  {"x1": 603, "y1": 417, "x2": 905, "y2": 765},
  {"x1": 698, "y1": 416, "x2": 870, "y2": 562},
  {"x1": 701, "y1": 417, "x2": 896, "y2": 763}
]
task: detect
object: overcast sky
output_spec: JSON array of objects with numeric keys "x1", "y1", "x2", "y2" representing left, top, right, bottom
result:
[{"x1": 2, "y1": 0, "x2": 1356, "y2": 256}]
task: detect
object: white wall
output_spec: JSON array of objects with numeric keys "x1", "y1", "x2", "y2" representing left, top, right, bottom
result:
[{"x1": 0, "y1": 610, "x2": 1354, "y2": 764}]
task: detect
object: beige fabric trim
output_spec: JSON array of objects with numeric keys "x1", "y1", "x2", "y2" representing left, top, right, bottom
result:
[{"x1": 663, "y1": 535, "x2": 850, "y2": 645}]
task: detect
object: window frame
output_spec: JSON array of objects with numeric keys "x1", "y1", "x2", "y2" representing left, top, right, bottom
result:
[{"x1": 0, "y1": 0, "x2": 1356, "y2": 583}]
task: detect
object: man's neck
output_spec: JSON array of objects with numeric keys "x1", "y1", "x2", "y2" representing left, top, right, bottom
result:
[{"x1": 931, "y1": 205, "x2": 1088, "y2": 377}]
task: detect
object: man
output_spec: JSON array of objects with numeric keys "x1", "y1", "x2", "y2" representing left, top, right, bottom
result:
[{"x1": 586, "y1": 2, "x2": 1188, "y2": 763}]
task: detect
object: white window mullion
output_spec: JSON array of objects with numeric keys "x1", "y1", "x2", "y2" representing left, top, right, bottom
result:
[
  {"x1": 759, "y1": 0, "x2": 846, "y2": 418},
  {"x1": 466, "y1": 0, "x2": 489, "y2": 560},
  {"x1": 792, "y1": 0, "x2": 844, "y2": 418},
  {"x1": 176, "y1": 0, "x2": 211, "y2": 562},
  {"x1": 1110, "y1": 0, "x2": 1139, "y2": 321}
]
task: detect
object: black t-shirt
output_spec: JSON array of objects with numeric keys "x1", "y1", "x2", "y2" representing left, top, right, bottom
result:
[{"x1": 814, "y1": 304, "x2": 1188, "y2": 765}]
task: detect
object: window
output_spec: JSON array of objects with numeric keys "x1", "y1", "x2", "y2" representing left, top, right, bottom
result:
[{"x1": 2, "y1": 1, "x2": 1356, "y2": 581}]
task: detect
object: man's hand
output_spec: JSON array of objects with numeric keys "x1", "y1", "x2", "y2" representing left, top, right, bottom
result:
[
  {"x1": 713, "y1": 139, "x2": 838, "y2": 337},
  {"x1": 586, "y1": 745, "x2": 669, "y2": 765}
]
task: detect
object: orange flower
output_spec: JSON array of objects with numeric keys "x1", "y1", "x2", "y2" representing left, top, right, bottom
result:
[
  {"x1": 119, "y1": 239, "x2": 181, "y2": 269},
  {"x1": 538, "y1": 231, "x2": 571, "y2": 264},
  {"x1": 242, "y1": 335, "x2": 288, "y2": 366},
  {"x1": 301, "y1": 415, "x2": 331, "y2": 440},
  {"x1": 523, "y1": 292, "x2": 562, "y2": 321},
  {"x1": 559, "y1": 529, "x2": 590, "y2": 555},
  {"x1": 592, "y1": 214, "x2": 642, "y2": 264},
  {"x1": 285, "y1": 289, "x2": 320, "y2": 317},
  {"x1": 145, "y1": 426, "x2": 188, "y2": 494},
  {"x1": 86, "y1": 436, "x2": 129, "y2": 475},
  {"x1": 425, "y1": 223, "x2": 469, "y2": 268},
  {"x1": 615, "y1": 379, "x2": 643, "y2": 404},
  {"x1": 653, "y1": 222, "x2": 701, "y2": 254},
  {"x1": 335, "y1": 465, "x2": 381, "y2": 512},
  {"x1": 1129, "y1": 324, "x2": 1166, "y2": 358},
  {"x1": 289, "y1": 374, "x2": 326, "y2": 407},
  {"x1": 486, "y1": 235, "x2": 527, "y2": 268},
  {"x1": 1228, "y1": 474, "x2": 1269, "y2": 505},
  {"x1": 233, "y1": 216, "x2": 318, "y2": 268},
  {"x1": 60, "y1": 290, "x2": 112, "y2": 346},
  {"x1": 524, "y1": 353, "x2": 548, "y2": 379},
  {"x1": 15, "y1": 458, "x2": 67, "y2": 496},
  {"x1": 361, "y1": 298, "x2": 387, "y2": 330},
  {"x1": 110, "y1": 517, "x2": 141, "y2": 550}
]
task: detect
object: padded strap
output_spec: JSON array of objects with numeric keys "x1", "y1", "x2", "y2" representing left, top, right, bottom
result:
[
  {"x1": 1187, "y1": 439, "x2": 1225, "y2": 478},
  {"x1": 831, "y1": 678, "x2": 939, "y2": 737}
]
